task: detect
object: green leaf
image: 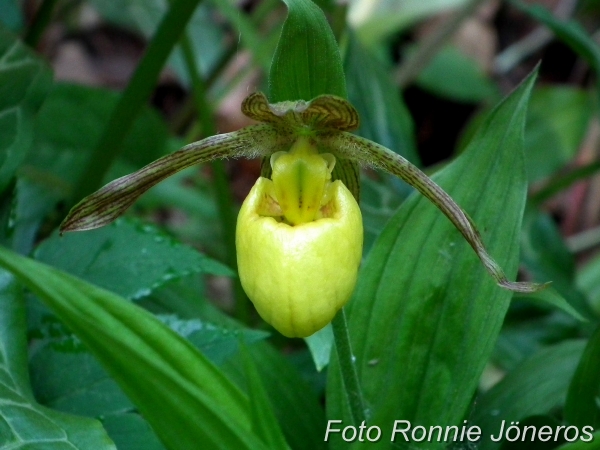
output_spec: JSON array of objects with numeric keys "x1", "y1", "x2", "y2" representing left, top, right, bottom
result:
[
  {"x1": 269, "y1": 0, "x2": 346, "y2": 102},
  {"x1": 327, "y1": 70, "x2": 538, "y2": 449},
  {"x1": 30, "y1": 314, "x2": 266, "y2": 416},
  {"x1": 0, "y1": 24, "x2": 52, "y2": 194},
  {"x1": 520, "y1": 211, "x2": 594, "y2": 320},
  {"x1": 513, "y1": 288, "x2": 587, "y2": 322},
  {"x1": 472, "y1": 340, "x2": 586, "y2": 450},
  {"x1": 0, "y1": 270, "x2": 116, "y2": 449},
  {"x1": 416, "y1": 45, "x2": 499, "y2": 103},
  {"x1": 30, "y1": 335, "x2": 133, "y2": 418},
  {"x1": 305, "y1": 323, "x2": 334, "y2": 371},
  {"x1": 241, "y1": 346, "x2": 290, "y2": 450},
  {"x1": 524, "y1": 86, "x2": 593, "y2": 184},
  {"x1": 35, "y1": 219, "x2": 233, "y2": 300},
  {"x1": 564, "y1": 325, "x2": 600, "y2": 429},
  {"x1": 0, "y1": 246, "x2": 270, "y2": 450},
  {"x1": 13, "y1": 83, "x2": 178, "y2": 254},
  {"x1": 223, "y1": 342, "x2": 327, "y2": 450},
  {"x1": 345, "y1": 33, "x2": 420, "y2": 164},
  {"x1": 101, "y1": 412, "x2": 165, "y2": 450}
]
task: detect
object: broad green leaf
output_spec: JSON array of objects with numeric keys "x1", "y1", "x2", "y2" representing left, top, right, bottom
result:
[
  {"x1": 223, "y1": 342, "x2": 327, "y2": 450},
  {"x1": 0, "y1": 246, "x2": 270, "y2": 450},
  {"x1": 327, "y1": 70, "x2": 537, "y2": 449},
  {"x1": 32, "y1": 83, "x2": 178, "y2": 172},
  {"x1": 472, "y1": 340, "x2": 586, "y2": 450},
  {"x1": 269, "y1": 0, "x2": 346, "y2": 102},
  {"x1": 159, "y1": 314, "x2": 268, "y2": 365},
  {"x1": 416, "y1": 45, "x2": 499, "y2": 103},
  {"x1": 345, "y1": 33, "x2": 420, "y2": 164},
  {"x1": 520, "y1": 211, "x2": 594, "y2": 320},
  {"x1": 101, "y1": 413, "x2": 165, "y2": 450},
  {"x1": 34, "y1": 219, "x2": 232, "y2": 300},
  {"x1": 30, "y1": 333, "x2": 133, "y2": 418},
  {"x1": 524, "y1": 86, "x2": 593, "y2": 184},
  {"x1": 0, "y1": 24, "x2": 52, "y2": 194},
  {"x1": 13, "y1": 83, "x2": 178, "y2": 254},
  {"x1": 30, "y1": 314, "x2": 265, "y2": 417},
  {"x1": 564, "y1": 325, "x2": 600, "y2": 429},
  {"x1": 241, "y1": 346, "x2": 290, "y2": 450},
  {"x1": 0, "y1": 271, "x2": 116, "y2": 449}
]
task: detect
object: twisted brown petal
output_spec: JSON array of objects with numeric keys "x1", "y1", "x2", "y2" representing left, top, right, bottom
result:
[
  {"x1": 61, "y1": 125, "x2": 283, "y2": 233},
  {"x1": 322, "y1": 131, "x2": 548, "y2": 294}
]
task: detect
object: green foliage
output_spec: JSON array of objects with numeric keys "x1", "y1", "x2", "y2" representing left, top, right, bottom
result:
[
  {"x1": 35, "y1": 219, "x2": 232, "y2": 300},
  {"x1": 327, "y1": 69, "x2": 536, "y2": 449},
  {"x1": 1, "y1": 0, "x2": 600, "y2": 449},
  {"x1": 269, "y1": 0, "x2": 346, "y2": 102},
  {"x1": 0, "y1": 25, "x2": 51, "y2": 194},
  {"x1": 0, "y1": 272, "x2": 116, "y2": 449}
]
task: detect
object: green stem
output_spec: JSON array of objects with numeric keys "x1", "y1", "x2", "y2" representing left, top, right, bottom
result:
[
  {"x1": 331, "y1": 308, "x2": 367, "y2": 425},
  {"x1": 394, "y1": 0, "x2": 488, "y2": 88},
  {"x1": 180, "y1": 35, "x2": 249, "y2": 323},
  {"x1": 72, "y1": 0, "x2": 203, "y2": 203},
  {"x1": 24, "y1": 0, "x2": 59, "y2": 47}
]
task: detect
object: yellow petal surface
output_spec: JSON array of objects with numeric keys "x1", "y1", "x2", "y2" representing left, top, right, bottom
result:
[{"x1": 236, "y1": 177, "x2": 363, "y2": 337}]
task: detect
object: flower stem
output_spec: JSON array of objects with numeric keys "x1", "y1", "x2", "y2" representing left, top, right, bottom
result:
[
  {"x1": 331, "y1": 308, "x2": 367, "y2": 425},
  {"x1": 72, "y1": 0, "x2": 203, "y2": 203},
  {"x1": 180, "y1": 35, "x2": 249, "y2": 323}
]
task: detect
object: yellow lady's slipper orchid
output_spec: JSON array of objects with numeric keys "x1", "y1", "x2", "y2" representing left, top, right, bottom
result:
[
  {"x1": 236, "y1": 137, "x2": 362, "y2": 337},
  {"x1": 61, "y1": 92, "x2": 545, "y2": 340}
]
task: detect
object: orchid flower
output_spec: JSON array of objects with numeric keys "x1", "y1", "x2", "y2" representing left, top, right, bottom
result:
[{"x1": 61, "y1": 92, "x2": 545, "y2": 337}]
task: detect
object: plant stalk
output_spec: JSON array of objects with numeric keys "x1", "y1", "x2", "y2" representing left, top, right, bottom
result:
[{"x1": 331, "y1": 308, "x2": 367, "y2": 426}]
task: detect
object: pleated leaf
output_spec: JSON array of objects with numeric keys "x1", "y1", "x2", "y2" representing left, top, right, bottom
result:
[
  {"x1": 269, "y1": 0, "x2": 346, "y2": 102},
  {"x1": 327, "y1": 70, "x2": 538, "y2": 449}
]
